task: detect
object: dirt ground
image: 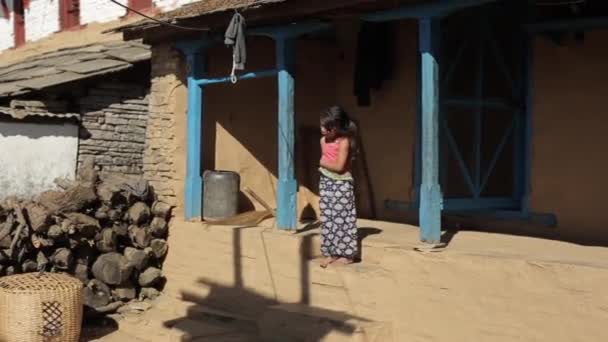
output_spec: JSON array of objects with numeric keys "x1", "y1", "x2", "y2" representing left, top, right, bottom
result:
[{"x1": 85, "y1": 219, "x2": 608, "y2": 341}]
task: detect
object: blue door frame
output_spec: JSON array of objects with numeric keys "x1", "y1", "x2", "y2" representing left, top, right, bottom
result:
[
  {"x1": 176, "y1": 22, "x2": 329, "y2": 229},
  {"x1": 413, "y1": 4, "x2": 532, "y2": 215}
]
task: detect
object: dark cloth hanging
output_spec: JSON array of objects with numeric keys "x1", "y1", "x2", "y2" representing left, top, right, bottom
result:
[
  {"x1": 224, "y1": 13, "x2": 247, "y2": 70},
  {"x1": 353, "y1": 22, "x2": 394, "y2": 107}
]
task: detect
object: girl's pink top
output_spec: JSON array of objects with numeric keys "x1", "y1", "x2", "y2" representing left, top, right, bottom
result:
[{"x1": 321, "y1": 138, "x2": 341, "y2": 162}]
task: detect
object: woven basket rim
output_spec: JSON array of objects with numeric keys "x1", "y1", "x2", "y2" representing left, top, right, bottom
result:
[{"x1": 0, "y1": 272, "x2": 82, "y2": 294}]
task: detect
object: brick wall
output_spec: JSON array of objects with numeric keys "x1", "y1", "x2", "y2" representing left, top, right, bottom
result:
[{"x1": 79, "y1": 83, "x2": 150, "y2": 176}]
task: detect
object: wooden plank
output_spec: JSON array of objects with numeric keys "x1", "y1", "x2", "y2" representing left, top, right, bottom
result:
[
  {"x1": 365, "y1": 0, "x2": 498, "y2": 21},
  {"x1": 521, "y1": 35, "x2": 535, "y2": 215},
  {"x1": 418, "y1": 18, "x2": 442, "y2": 244},
  {"x1": 276, "y1": 36, "x2": 297, "y2": 230},
  {"x1": 196, "y1": 69, "x2": 277, "y2": 86}
]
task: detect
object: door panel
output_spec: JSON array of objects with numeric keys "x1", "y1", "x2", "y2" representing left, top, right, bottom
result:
[{"x1": 439, "y1": 3, "x2": 527, "y2": 211}]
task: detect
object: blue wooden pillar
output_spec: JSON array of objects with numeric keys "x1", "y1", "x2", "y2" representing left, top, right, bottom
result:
[
  {"x1": 275, "y1": 36, "x2": 298, "y2": 230},
  {"x1": 418, "y1": 18, "x2": 442, "y2": 243},
  {"x1": 176, "y1": 42, "x2": 207, "y2": 220}
]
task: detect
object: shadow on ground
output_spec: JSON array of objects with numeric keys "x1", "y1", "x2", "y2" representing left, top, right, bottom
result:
[
  {"x1": 80, "y1": 316, "x2": 119, "y2": 341},
  {"x1": 163, "y1": 225, "x2": 373, "y2": 341}
]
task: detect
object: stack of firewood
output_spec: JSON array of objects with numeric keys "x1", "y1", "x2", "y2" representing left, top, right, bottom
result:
[{"x1": 0, "y1": 160, "x2": 172, "y2": 315}]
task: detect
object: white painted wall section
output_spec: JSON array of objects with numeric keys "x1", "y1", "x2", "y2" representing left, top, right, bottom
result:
[
  {"x1": 0, "y1": 14, "x2": 14, "y2": 51},
  {"x1": 0, "y1": 121, "x2": 78, "y2": 200},
  {"x1": 80, "y1": 0, "x2": 128, "y2": 25},
  {"x1": 25, "y1": 0, "x2": 60, "y2": 42},
  {"x1": 153, "y1": 0, "x2": 196, "y2": 12}
]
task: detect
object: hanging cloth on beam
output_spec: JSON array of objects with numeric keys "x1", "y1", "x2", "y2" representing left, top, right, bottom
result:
[
  {"x1": 353, "y1": 22, "x2": 394, "y2": 107},
  {"x1": 224, "y1": 12, "x2": 247, "y2": 83}
]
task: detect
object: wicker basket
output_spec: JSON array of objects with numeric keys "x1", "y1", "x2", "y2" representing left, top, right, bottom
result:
[{"x1": 0, "y1": 273, "x2": 83, "y2": 342}]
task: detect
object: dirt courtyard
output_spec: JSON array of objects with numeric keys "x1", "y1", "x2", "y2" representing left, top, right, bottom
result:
[{"x1": 86, "y1": 219, "x2": 608, "y2": 342}]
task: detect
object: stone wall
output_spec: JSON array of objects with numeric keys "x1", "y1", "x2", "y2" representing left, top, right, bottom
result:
[
  {"x1": 79, "y1": 83, "x2": 150, "y2": 176},
  {"x1": 143, "y1": 45, "x2": 187, "y2": 207}
]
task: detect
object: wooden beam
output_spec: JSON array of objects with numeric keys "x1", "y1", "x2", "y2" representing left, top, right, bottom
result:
[
  {"x1": 250, "y1": 21, "x2": 331, "y2": 38},
  {"x1": 175, "y1": 41, "x2": 208, "y2": 220},
  {"x1": 365, "y1": 0, "x2": 497, "y2": 21},
  {"x1": 524, "y1": 16, "x2": 608, "y2": 33},
  {"x1": 276, "y1": 36, "x2": 297, "y2": 230},
  {"x1": 195, "y1": 69, "x2": 278, "y2": 86},
  {"x1": 418, "y1": 17, "x2": 442, "y2": 243}
]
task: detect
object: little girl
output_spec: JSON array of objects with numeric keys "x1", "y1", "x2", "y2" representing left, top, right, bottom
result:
[{"x1": 318, "y1": 106, "x2": 358, "y2": 268}]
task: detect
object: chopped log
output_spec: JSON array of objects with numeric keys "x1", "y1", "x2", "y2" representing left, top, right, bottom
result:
[
  {"x1": 74, "y1": 263, "x2": 89, "y2": 283},
  {"x1": 128, "y1": 202, "x2": 150, "y2": 225},
  {"x1": 31, "y1": 233, "x2": 53, "y2": 249},
  {"x1": 95, "y1": 228, "x2": 117, "y2": 253},
  {"x1": 53, "y1": 177, "x2": 75, "y2": 190},
  {"x1": 78, "y1": 156, "x2": 98, "y2": 184},
  {"x1": 63, "y1": 213, "x2": 100, "y2": 238},
  {"x1": 74, "y1": 244, "x2": 96, "y2": 266},
  {"x1": 0, "y1": 249, "x2": 9, "y2": 264},
  {"x1": 94, "y1": 205, "x2": 110, "y2": 221},
  {"x1": 47, "y1": 225, "x2": 64, "y2": 240},
  {"x1": 52, "y1": 248, "x2": 74, "y2": 270},
  {"x1": 37, "y1": 251, "x2": 49, "y2": 270},
  {"x1": 149, "y1": 217, "x2": 167, "y2": 238},
  {"x1": 113, "y1": 281, "x2": 137, "y2": 301},
  {"x1": 83, "y1": 281, "x2": 111, "y2": 309},
  {"x1": 0, "y1": 214, "x2": 14, "y2": 242},
  {"x1": 150, "y1": 239, "x2": 168, "y2": 259},
  {"x1": 138, "y1": 267, "x2": 162, "y2": 287},
  {"x1": 22, "y1": 260, "x2": 38, "y2": 273},
  {"x1": 139, "y1": 287, "x2": 161, "y2": 301},
  {"x1": 107, "y1": 209, "x2": 123, "y2": 222},
  {"x1": 96, "y1": 182, "x2": 122, "y2": 206},
  {"x1": 128, "y1": 225, "x2": 152, "y2": 248},
  {"x1": 92, "y1": 252, "x2": 133, "y2": 285},
  {"x1": 9, "y1": 204, "x2": 28, "y2": 257},
  {"x1": 151, "y1": 201, "x2": 172, "y2": 219},
  {"x1": 112, "y1": 222, "x2": 128, "y2": 237},
  {"x1": 38, "y1": 183, "x2": 97, "y2": 214},
  {"x1": 123, "y1": 247, "x2": 150, "y2": 271},
  {"x1": 91, "y1": 301, "x2": 124, "y2": 314},
  {"x1": 24, "y1": 203, "x2": 50, "y2": 233},
  {"x1": 0, "y1": 235, "x2": 11, "y2": 249}
]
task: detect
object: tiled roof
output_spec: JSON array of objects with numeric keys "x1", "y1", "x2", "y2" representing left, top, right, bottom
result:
[
  {"x1": 113, "y1": 0, "x2": 287, "y2": 32},
  {"x1": 0, "y1": 40, "x2": 151, "y2": 98}
]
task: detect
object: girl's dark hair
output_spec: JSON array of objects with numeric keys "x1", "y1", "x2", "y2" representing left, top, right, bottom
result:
[{"x1": 320, "y1": 106, "x2": 358, "y2": 159}]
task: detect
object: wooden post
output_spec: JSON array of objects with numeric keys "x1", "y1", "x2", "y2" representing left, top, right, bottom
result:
[
  {"x1": 176, "y1": 42, "x2": 206, "y2": 220},
  {"x1": 418, "y1": 18, "x2": 442, "y2": 243},
  {"x1": 276, "y1": 36, "x2": 298, "y2": 230}
]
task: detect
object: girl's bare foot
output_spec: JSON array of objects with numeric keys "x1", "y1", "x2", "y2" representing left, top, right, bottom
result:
[
  {"x1": 320, "y1": 256, "x2": 338, "y2": 268},
  {"x1": 335, "y1": 257, "x2": 354, "y2": 265}
]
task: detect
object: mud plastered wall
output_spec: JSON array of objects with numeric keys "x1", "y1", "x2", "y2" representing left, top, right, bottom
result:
[
  {"x1": 80, "y1": 0, "x2": 128, "y2": 25},
  {"x1": 0, "y1": 14, "x2": 14, "y2": 51},
  {"x1": 25, "y1": 0, "x2": 60, "y2": 42},
  {"x1": 148, "y1": 20, "x2": 419, "y2": 221},
  {"x1": 531, "y1": 31, "x2": 608, "y2": 243}
]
